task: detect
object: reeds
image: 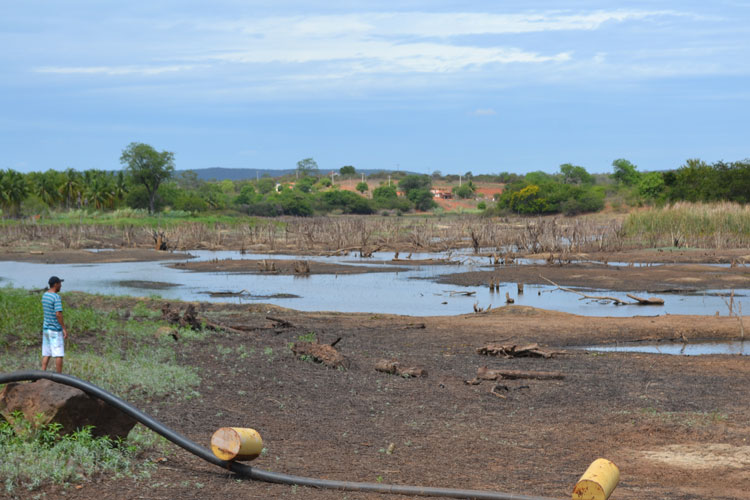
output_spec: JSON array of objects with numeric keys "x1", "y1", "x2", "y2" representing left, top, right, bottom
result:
[{"x1": 624, "y1": 202, "x2": 750, "y2": 249}]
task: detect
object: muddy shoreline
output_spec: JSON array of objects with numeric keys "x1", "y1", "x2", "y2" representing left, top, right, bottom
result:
[
  {"x1": 15, "y1": 294, "x2": 748, "y2": 500},
  {"x1": 168, "y1": 258, "x2": 405, "y2": 275},
  {"x1": 439, "y1": 262, "x2": 750, "y2": 292}
]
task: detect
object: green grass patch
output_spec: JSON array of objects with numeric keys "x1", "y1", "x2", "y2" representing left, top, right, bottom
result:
[
  {"x1": 0, "y1": 348, "x2": 200, "y2": 399},
  {"x1": 0, "y1": 416, "x2": 160, "y2": 496},
  {"x1": 0, "y1": 287, "x2": 205, "y2": 398}
]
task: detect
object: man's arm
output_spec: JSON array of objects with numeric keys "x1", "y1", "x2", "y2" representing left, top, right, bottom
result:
[{"x1": 56, "y1": 311, "x2": 68, "y2": 339}]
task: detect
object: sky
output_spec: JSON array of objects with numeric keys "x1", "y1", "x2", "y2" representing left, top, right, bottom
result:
[{"x1": 1, "y1": 1, "x2": 749, "y2": 176}]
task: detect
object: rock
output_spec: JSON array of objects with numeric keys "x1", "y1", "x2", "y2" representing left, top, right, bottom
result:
[{"x1": 0, "y1": 380, "x2": 137, "y2": 440}]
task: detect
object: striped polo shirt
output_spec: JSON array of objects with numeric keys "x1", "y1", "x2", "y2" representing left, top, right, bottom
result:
[{"x1": 42, "y1": 292, "x2": 63, "y2": 331}]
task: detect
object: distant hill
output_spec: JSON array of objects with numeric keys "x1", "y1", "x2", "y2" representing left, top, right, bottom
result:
[{"x1": 180, "y1": 167, "x2": 419, "y2": 181}]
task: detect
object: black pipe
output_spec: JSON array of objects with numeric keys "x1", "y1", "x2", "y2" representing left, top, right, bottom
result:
[{"x1": 0, "y1": 371, "x2": 562, "y2": 500}]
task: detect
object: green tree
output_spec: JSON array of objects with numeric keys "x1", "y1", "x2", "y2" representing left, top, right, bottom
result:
[
  {"x1": 120, "y1": 142, "x2": 175, "y2": 214},
  {"x1": 296, "y1": 176, "x2": 316, "y2": 193},
  {"x1": 638, "y1": 172, "x2": 666, "y2": 201},
  {"x1": 30, "y1": 170, "x2": 62, "y2": 207},
  {"x1": 112, "y1": 171, "x2": 129, "y2": 206},
  {"x1": 58, "y1": 168, "x2": 82, "y2": 209},
  {"x1": 257, "y1": 178, "x2": 276, "y2": 194},
  {"x1": 84, "y1": 171, "x2": 114, "y2": 209},
  {"x1": 409, "y1": 188, "x2": 436, "y2": 211},
  {"x1": 296, "y1": 158, "x2": 319, "y2": 178},
  {"x1": 356, "y1": 181, "x2": 369, "y2": 194},
  {"x1": 452, "y1": 182, "x2": 475, "y2": 199},
  {"x1": 612, "y1": 159, "x2": 640, "y2": 186},
  {"x1": 560, "y1": 163, "x2": 593, "y2": 185},
  {"x1": 0, "y1": 170, "x2": 29, "y2": 217},
  {"x1": 339, "y1": 165, "x2": 356, "y2": 176},
  {"x1": 398, "y1": 174, "x2": 431, "y2": 195},
  {"x1": 372, "y1": 185, "x2": 397, "y2": 202}
]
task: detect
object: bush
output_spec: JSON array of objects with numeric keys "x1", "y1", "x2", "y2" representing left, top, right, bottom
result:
[
  {"x1": 452, "y1": 183, "x2": 475, "y2": 199},
  {"x1": 318, "y1": 190, "x2": 373, "y2": 214},
  {"x1": 407, "y1": 188, "x2": 437, "y2": 211}
]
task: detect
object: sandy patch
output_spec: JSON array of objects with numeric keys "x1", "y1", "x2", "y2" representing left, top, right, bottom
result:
[{"x1": 639, "y1": 444, "x2": 750, "y2": 469}]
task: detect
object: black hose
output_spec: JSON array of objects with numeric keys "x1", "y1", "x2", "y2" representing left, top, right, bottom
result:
[{"x1": 0, "y1": 371, "x2": 562, "y2": 500}]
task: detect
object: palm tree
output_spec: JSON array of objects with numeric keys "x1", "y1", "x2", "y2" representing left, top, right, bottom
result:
[
  {"x1": 31, "y1": 170, "x2": 62, "y2": 208},
  {"x1": 0, "y1": 170, "x2": 29, "y2": 217},
  {"x1": 112, "y1": 171, "x2": 129, "y2": 207},
  {"x1": 58, "y1": 168, "x2": 82, "y2": 209},
  {"x1": 84, "y1": 171, "x2": 114, "y2": 210}
]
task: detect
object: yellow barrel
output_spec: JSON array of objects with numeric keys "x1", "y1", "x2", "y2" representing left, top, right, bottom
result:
[
  {"x1": 211, "y1": 427, "x2": 263, "y2": 462},
  {"x1": 572, "y1": 458, "x2": 620, "y2": 500}
]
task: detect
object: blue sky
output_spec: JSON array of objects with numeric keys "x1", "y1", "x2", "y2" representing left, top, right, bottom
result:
[{"x1": 1, "y1": 1, "x2": 749, "y2": 175}]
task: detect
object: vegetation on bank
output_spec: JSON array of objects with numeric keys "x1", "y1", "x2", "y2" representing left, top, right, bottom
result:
[
  {"x1": 0, "y1": 417, "x2": 165, "y2": 496},
  {"x1": 623, "y1": 202, "x2": 750, "y2": 248},
  {"x1": 1, "y1": 141, "x2": 748, "y2": 220},
  {"x1": 0, "y1": 288, "x2": 201, "y2": 398}
]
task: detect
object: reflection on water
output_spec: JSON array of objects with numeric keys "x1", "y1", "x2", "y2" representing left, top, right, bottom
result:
[
  {"x1": 581, "y1": 341, "x2": 747, "y2": 356},
  {"x1": 0, "y1": 250, "x2": 747, "y2": 318}
]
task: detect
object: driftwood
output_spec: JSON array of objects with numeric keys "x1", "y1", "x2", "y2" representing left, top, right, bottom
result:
[
  {"x1": 292, "y1": 341, "x2": 348, "y2": 369},
  {"x1": 445, "y1": 290, "x2": 476, "y2": 297},
  {"x1": 626, "y1": 293, "x2": 665, "y2": 305},
  {"x1": 207, "y1": 289, "x2": 250, "y2": 297},
  {"x1": 401, "y1": 323, "x2": 426, "y2": 330},
  {"x1": 162, "y1": 303, "x2": 201, "y2": 330},
  {"x1": 473, "y1": 302, "x2": 492, "y2": 314},
  {"x1": 540, "y1": 275, "x2": 629, "y2": 305},
  {"x1": 477, "y1": 343, "x2": 560, "y2": 359},
  {"x1": 465, "y1": 366, "x2": 565, "y2": 385},
  {"x1": 161, "y1": 303, "x2": 248, "y2": 335},
  {"x1": 152, "y1": 230, "x2": 167, "y2": 251},
  {"x1": 375, "y1": 359, "x2": 427, "y2": 378},
  {"x1": 293, "y1": 260, "x2": 310, "y2": 274},
  {"x1": 266, "y1": 315, "x2": 294, "y2": 328}
]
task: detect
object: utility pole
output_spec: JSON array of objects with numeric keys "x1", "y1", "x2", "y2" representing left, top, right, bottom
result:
[
  {"x1": 388, "y1": 175, "x2": 391, "y2": 187},
  {"x1": 361, "y1": 173, "x2": 365, "y2": 183},
  {"x1": 459, "y1": 175, "x2": 462, "y2": 187},
  {"x1": 331, "y1": 171, "x2": 338, "y2": 185}
]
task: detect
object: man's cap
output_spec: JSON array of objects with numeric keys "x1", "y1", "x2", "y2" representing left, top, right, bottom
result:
[{"x1": 48, "y1": 276, "x2": 64, "y2": 286}]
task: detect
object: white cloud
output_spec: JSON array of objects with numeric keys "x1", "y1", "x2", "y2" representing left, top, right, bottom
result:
[
  {"x1": 473, "y1": 108, "x2": 497, "y2": 116},
  {"x1": 35, "y1": 64, "x2": 199, "y2": 76}
]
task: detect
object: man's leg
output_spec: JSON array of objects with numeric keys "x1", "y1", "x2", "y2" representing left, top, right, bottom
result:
[
  {"x1": 42, "y1": 355, "x2": 50, "y2": 370},
  {"x1": 54, "y1": 357, "x2": 63, "y2": 374}
]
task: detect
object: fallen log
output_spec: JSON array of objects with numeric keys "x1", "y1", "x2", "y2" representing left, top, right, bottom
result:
[
  {"x1": 540, "y1": 275, "x2": 628, "y2": 305},
  {"x1": 444, "y1": 290, "x2": 476, "y2": 297},
  {"x1": 465, "y1": 366, "x2": 565, "y2": 385},
  {"x1": 375, "y1": 359, "x2": 427, "y2": 378},
  {"x1": 477, "y1": 343, "x2": 560, "y2": 359},
  {"x1": 266, "y1": 315, "x2": 294, "y2": 328},
  {"x1": 292, "y1": 341, "x2": 348, "y2": 369},
  {"x1": 626, "y1": 293, "x2": 665, "y2": 305}
]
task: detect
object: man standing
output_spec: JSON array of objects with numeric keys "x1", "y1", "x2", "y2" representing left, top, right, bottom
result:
[{"x1": 41, "y1": 276, "x2": 68, "y2": 373}]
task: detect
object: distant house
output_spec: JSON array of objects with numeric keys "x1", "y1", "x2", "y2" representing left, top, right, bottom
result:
[{"x1": 430, "y1": 188, "x2": 453, "y2": 199}]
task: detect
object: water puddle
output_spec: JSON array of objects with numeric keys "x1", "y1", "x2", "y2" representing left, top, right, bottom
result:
[
  {"x1": 580, "y1": 341, "x2": 747, "y2": 356},
  {"x1": 0, "y1": 250, "x2": 747, "y2": 317}
]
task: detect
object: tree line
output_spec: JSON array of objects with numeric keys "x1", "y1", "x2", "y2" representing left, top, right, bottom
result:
[{"x1": 1, "y1": 142, "x2": 748, "y2": 218}]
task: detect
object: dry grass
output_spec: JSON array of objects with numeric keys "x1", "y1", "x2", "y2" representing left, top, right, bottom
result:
[
  {"x1": 2, "y1": 206, "x2": 747, "y2": 256},
  {"x1": 624, "y1": 202, "x2": 750, "y2": 249}
]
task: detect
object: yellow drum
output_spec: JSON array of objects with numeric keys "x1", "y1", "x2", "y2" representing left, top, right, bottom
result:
[
  {"x1": 572, "y1": 458, "x2": 620, "y2": 500},
  {"x1": 210, "y1": 427, "x2": 263, "y2": 462}
]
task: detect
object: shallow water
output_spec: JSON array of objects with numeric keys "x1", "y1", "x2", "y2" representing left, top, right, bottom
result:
[
  {"x1": 580, "y1": 341, "x2": 748, "y2": 356},
  {"x1": 0, "y1": 250, "x2": 747, "y2": 317}
]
